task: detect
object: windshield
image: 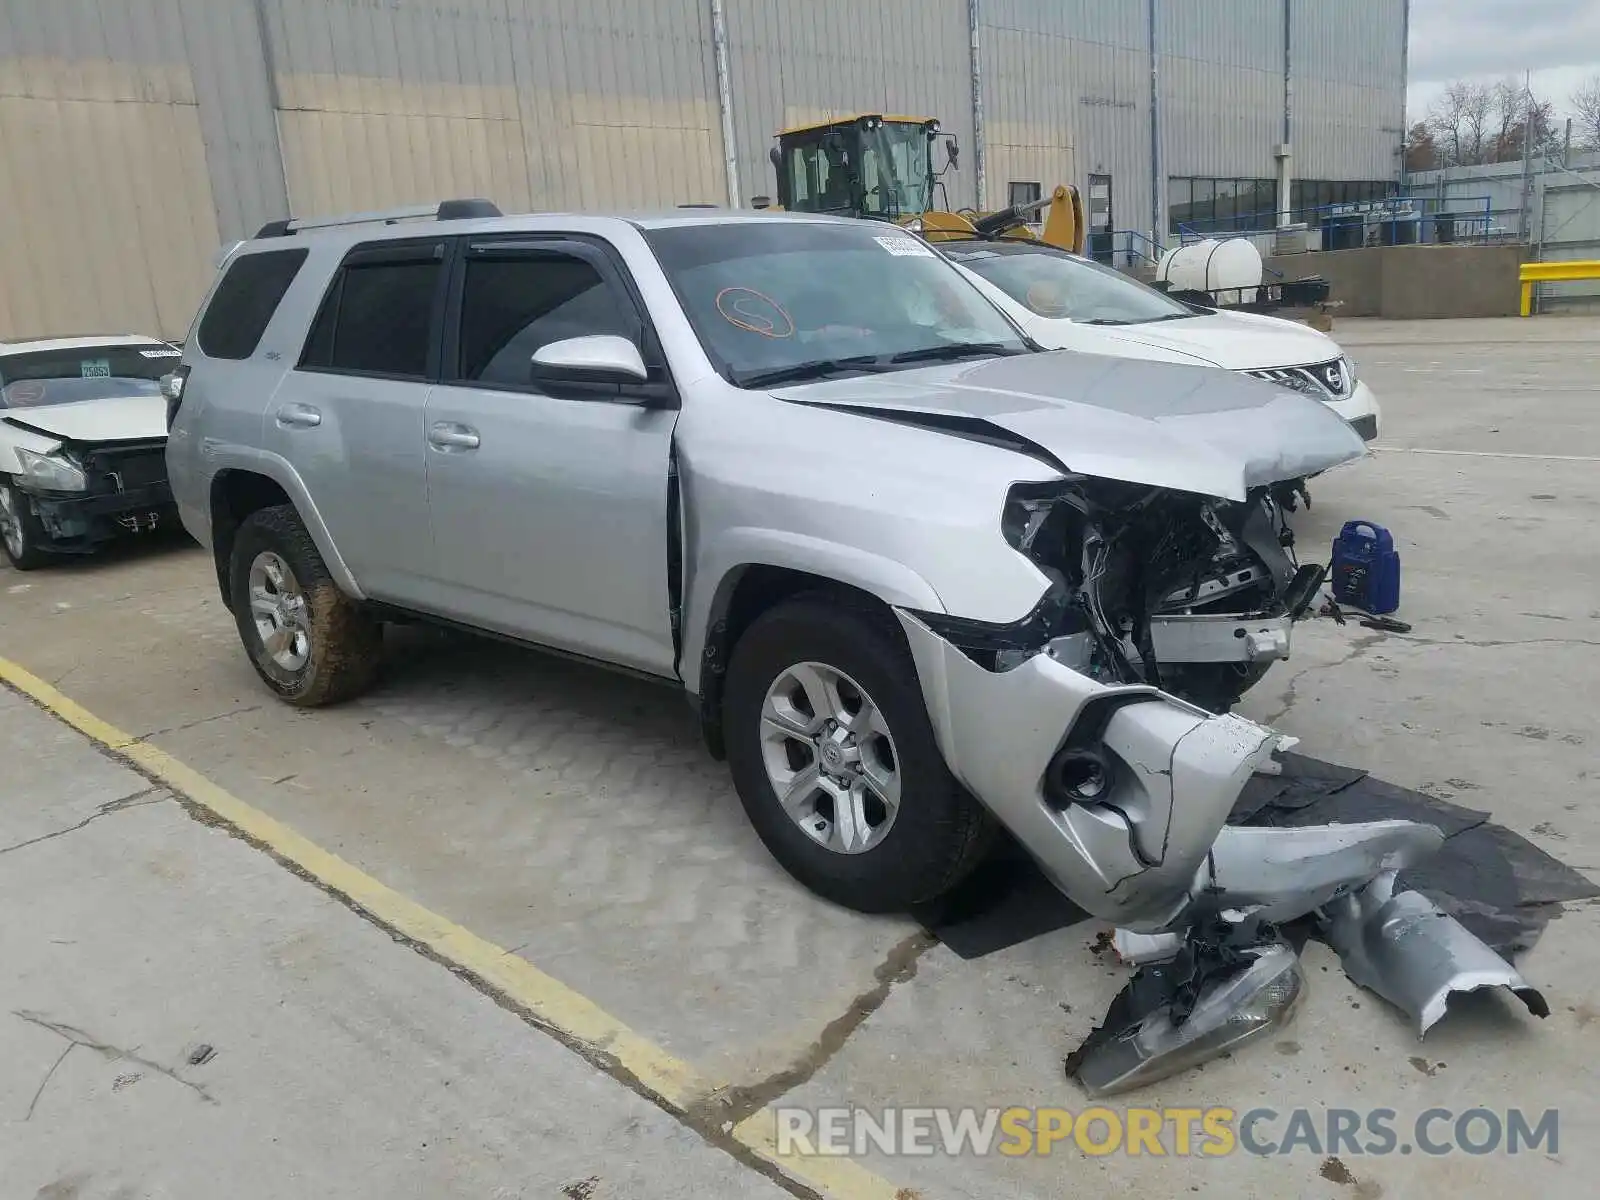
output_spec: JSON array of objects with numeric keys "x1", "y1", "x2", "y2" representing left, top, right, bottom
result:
[
  {"x1": 643, "y1": 221, "x2": 1029, "y2": 388},
  {"x1": 946, "y1": 244, "x2": 1194, "y2": 325},
  {"x1": 0, "y1": 344, "x2": 177, "y2": 409},
  {"x1": 858, "y1": 122, "x2": 932, "y2": 217}
]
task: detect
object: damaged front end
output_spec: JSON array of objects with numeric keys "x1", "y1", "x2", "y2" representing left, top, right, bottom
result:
[
  {"x1": 895, "y1": 472, "x2": 1331, "y2": 925},
  {"x1": 896, "y1": 474, "x2": 1549, "y2": 1097},
  {"x1": 989, "y1": 475, "x2": 1323, "y2": 711}
]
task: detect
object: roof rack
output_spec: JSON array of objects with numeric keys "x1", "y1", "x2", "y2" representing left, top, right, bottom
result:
[{"x1": 254, "y1": 198, "x2": 502, "y2": 238}]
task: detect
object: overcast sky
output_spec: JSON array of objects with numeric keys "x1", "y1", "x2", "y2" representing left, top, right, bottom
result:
[{"x1": 1407, "y1": 0, "x2": 1600, "y2": 121}]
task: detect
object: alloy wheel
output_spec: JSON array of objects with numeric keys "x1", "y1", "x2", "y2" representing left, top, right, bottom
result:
[
  {"x1": 759, "y1": 661, "x2": 902, "y2": 854},
  {"x1": 248, "y1": 550, "x2": 311, "y2": 672}
]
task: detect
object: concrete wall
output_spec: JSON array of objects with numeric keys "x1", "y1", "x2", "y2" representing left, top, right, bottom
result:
[{"x1": 1268, "y1": 245, "x2": 1529, "y2": 318}]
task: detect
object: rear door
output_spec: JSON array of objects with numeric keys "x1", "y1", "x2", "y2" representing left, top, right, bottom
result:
[
  {"x1": 422, "y1": 235, "x2": 681, "y2": 677},
  {"x1": 272, "y1": 238, "x2": 446, "y2": 604}
]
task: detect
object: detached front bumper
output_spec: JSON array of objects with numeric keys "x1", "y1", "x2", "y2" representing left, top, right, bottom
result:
[
  {"x1": 897, "y1": 612, "x2": 1285, "y2": 929},
  {"x1": 19, "y1": 482, "x2": 176, "y2": 548}
]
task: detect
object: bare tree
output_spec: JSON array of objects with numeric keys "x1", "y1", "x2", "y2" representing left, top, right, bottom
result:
[
  {"x1": 1572, "y1": 75, "x2": 1600, "y2": 151},
  {"x1": 1426, "y1": 77, "x2": 1561, "y2": 166},
  {"x1": 1486, "y1": 77, "x2": 1560, "y2": 162},
  {"x1": 1428, "y1": 80, "x2": 1493, "y2": 166}
]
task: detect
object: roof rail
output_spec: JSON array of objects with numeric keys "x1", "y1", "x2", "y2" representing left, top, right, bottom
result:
[{"x1": 254, "y1": 198, "x2": 502, "y2": 238}]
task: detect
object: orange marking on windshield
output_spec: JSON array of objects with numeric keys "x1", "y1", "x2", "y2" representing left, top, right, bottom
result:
[{"x1": 715, "y1": 287, "x2": 796, "y2": 338}]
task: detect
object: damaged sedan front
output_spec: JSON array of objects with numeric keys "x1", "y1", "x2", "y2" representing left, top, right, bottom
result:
[{"x1": 1, "y1": 336, "x2": 181, "y2": 570}]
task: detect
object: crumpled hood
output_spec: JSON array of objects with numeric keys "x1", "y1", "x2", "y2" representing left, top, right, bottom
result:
[
  {"x1": 773, "y1": 350, "x2": 1365, "y2": 500},
  {"x1": 1074, "y1": 311, "x2": 1342, "y2": 371},
  {"x1": 1, "y1": 393, "x2": 167, "y2": 446}
]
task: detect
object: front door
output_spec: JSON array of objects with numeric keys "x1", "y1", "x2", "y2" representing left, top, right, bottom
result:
[{"x1": 422, "y1": 236, "x2": 680, "y2": 677}]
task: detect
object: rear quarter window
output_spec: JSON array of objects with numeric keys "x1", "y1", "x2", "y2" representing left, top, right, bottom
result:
[{"x1": 197, "y1": 248, "x2": 309, "y2": 360}]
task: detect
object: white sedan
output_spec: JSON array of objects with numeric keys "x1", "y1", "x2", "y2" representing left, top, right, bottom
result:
[
  {"x1": 942, "y1": 240, "x2": 1381, "y2": 441},
  {"x1": 0, "y1": 334, "x2": 179, "y2": 569}
]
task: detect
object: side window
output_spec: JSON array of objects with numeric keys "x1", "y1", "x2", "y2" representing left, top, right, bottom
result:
[
  {"x1": 299, "y1": 243, "x2": 443, "y2": 379},
  {"x1": 1008, "y1": 181, "x2": 1042, "y2": 208},
  {"x1": 197, "y1": 248, "x2": 308, "y2": 360},
  {"x1": 454, "y1": 249, "x2": 642, "y2": 388}
]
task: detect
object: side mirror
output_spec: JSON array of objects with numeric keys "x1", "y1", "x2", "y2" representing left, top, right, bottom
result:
[
  {"x1": 530, "y1": 335, "x2": 649, "y2": 385},
  {"x1": 769, "y1": 146, "x2": 783, "y2": 170},
  {"x1": 946, "y1": 136, "x2": 960, "y2": 170}
]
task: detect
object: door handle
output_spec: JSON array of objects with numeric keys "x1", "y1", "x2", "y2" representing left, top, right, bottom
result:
[
  {"x1": 428, "y1": 422, "x2": 480, "y2": 450},
  {"x1": 275, "y1": 404, "x2": 322, "y2": 428}
]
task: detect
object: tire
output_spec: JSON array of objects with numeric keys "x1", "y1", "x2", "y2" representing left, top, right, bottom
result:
[
  {"x1": 723, "y1": 597, "x2": 995, "y2": 912},
  {"x1": 0, "y1": 479, "x2": 50, "y2": 571},
  {"x1": 229, "y1": 504, "x2": 382, "y2": 706}
]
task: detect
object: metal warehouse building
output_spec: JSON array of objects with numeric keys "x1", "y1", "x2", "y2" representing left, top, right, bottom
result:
[{"x1": 0, "y1": 0, "x2": 1407, "y2": 339}]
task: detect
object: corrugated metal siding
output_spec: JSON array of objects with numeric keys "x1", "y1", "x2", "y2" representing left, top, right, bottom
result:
[
  {"x1": 175, "y1": 0, "x2": 290, "y2": 242},
  {"x1": 0, "y1": 0, "x2": 1409, "y2": 338},
  {"x1": 1290, "y1": 0, "x2": 1405, "y2": 180},
  {"x1": 979, "y1": 0, "x2": 1148, "y2": 225},
  {"x1": 724, "y1": 0, "x2": 976, "y2": 209},
  {"x1": 1159, "y1": 0, "x2": 1283, "y2": 178},
  {"x1": 265, "y1": 0, "x2": 723, "y2": 216},
  {"x1": 0, "y1": 0, "x2": 222, "y2": 338}
]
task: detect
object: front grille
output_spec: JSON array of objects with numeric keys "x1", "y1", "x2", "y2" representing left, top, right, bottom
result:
[
  {"x1": 82, "y1": 445, "x2": 169, "y2": 493},
  {"x1": 1244, "y1": 358, "x2": 1353, "y2": 400}
]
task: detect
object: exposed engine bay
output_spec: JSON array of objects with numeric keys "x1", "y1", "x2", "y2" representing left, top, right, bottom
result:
[{"x1": 943, "y1": 476, "x2": 1325, "y2": 711}]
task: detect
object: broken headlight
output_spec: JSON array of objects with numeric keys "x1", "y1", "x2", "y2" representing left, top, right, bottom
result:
[
  {"x1": 14, "y1": 447, "x2": 88, "y2": 492},
  {"x1": 1070, "y1": 940, "x2": 1305, "y2": 1098},
  {"x1": 1000, "y1": 479, "x2": 1088, "y2": 563}
]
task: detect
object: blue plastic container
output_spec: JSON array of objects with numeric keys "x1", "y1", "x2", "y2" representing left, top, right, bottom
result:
[{"x1": 1331, "y1": 520, "x2": 1401, "y2": 615}]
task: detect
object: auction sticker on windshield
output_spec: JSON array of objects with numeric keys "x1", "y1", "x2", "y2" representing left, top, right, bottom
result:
[
  {"x1": 875, "y1": 234, "x2": 934, "y2": 257},
  {"x1": 79, "y1": 358, "x2": 111, "y2": 377}
]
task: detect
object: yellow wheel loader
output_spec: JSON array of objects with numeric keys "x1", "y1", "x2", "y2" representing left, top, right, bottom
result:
[{"x1": 755, "y1": 113, "x2": 1085, "y2": 254}]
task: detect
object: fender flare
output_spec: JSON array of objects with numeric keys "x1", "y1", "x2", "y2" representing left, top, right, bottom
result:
[
  {"x1": 680, "y1": 528, "x2": 949, "y2": 755},
  {"x1": 206, "y1": 445, "x2": 366, "y2": 600}
]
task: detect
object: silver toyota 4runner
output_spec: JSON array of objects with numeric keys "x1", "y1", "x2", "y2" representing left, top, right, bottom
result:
[{"x1": 167, "y1": 200, "x2": 1365, "y2": 926}]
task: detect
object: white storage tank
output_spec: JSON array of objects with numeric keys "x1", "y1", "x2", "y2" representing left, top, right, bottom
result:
[{"x1": 1158, "y1": 238, "x2": 1263, "y2": 305}]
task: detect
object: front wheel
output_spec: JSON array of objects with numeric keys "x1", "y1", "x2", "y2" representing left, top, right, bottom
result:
[
  {"x1": 723, "y1": 597, "x2": 995, "y2": 912},
  {"x1": 0, "y1": 480, "x2": 50, "y2": 571}
]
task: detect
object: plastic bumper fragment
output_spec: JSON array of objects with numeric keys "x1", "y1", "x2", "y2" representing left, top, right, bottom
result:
[{"x1": 1321, "y1": 871, "x2": 1551, "y2": 1035}]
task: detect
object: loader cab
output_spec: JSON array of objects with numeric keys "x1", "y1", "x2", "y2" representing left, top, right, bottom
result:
[{"x1": 767, "y1": 114, "x2": 955, "y2": 221}]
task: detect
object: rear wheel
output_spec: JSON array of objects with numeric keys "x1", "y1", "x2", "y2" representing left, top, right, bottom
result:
[
  {"x1": 229, "y1": 504, "x2": 383, "y2": 706},
  {"x1": 723, "y1": 597, "x2": 995, "y2": 912},
  {"x1": 0, "y1": 479, "x2": 50, "y2": 571}
]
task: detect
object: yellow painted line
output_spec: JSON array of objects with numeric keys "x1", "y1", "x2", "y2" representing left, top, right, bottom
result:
[
  {"x1": 734, "y1": 1109, "x2": 909, "y2": 1200},
  {"x1": 0, "y1": 655, "x2": 906, "y2": 1200}
]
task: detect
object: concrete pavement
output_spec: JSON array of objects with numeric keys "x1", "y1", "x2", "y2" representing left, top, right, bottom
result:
[
  {"x1": 0, "y1": 686, "x2": 793, "y2": 1200},
  {"x1": 3, "y1": 315, "x2": 1599, "y2": 1198}
]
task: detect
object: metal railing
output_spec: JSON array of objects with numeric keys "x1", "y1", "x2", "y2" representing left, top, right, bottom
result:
[
  {"x1": 1095, "y1": 229, "x2": 1167, "y2": 268},
  {"x1": 1172, "y1": 196, "x2": 1500, "y2": 249}
]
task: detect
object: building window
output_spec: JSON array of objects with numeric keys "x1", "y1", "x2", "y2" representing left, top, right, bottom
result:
[
  {"x1": 1169, "y1": 177, "x2": 1395, "y2": 235},
  {"x1": 1167, "y1": 177, "x2": 1275, "y2": 235},
  {"x1": 1008, "y1": 181, "x2": 1042, "y2": 208},
  {"x1": 1292, "y1": 180, "x2": 1398, "y2": 217}
]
